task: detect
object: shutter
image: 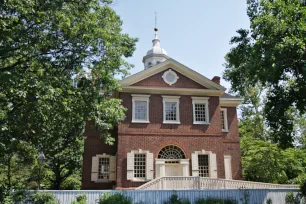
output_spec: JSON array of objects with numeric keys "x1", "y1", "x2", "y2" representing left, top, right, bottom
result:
[
  {"x1": 210, "y1": 153, "x2": 218, "y2": 178},
  {"x1": 146, "y1": 152, "x2": 154, "y2": 180},
  {"x1": 126, "y1": 152, "x2": 134, "y2": 180},
  {"x1": 109, "y1": 156, "x2": 116, "y2": 181},
  {"x1": 91, "y1": 156, "x2": 99, "y2": 182},
  {"x1": 191, "y1": 152, "x2": 199, "y2": 176},
  {"x1": 224, "y1": 156, "x2": 232, "y2": 180}
]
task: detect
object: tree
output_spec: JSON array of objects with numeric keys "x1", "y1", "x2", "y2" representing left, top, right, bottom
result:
[
  {"x1": 224, "y1": 0, "x2": 306, "y2": 148},
  {"x1": 0, "y1": 0, "x2": 137, "y2": 190}
]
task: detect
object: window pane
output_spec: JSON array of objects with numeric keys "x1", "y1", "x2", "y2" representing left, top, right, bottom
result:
[
  {"x1": 195, "y1": 103, "x2": 206, "y2": 122},
  {"x1": 134, "y1": 101, "x2": 147, "y2": 120},
  {"x1": 98, "y1": 158, "x2": 110, "y2": 179},
  {"x1": 198, "y1": 155, "x2": 209, "y2": 177},
  {"x1": 134, "y1": 154, "x2": 146, "y2": 178},
  {"x1": 221, "y1": 110, "x2": 225, "y2": 129},
  {"x1": 165, "y1": 102, "x2": 177, "y2": 121}
]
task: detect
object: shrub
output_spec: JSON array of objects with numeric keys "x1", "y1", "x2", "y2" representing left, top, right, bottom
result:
[
  {"x1": 98, "y1": 193, "x2": 132, "y2": 204},
  {"x1": 266, "y1": 198, "x2": 272, "y2": 204},
  {"x1": 72, "y1": 194, "x2": 87, "y2": 204},
  {"x1": 285, "y1": 192, "x2": 295, "y2": 204},
  {"x1": 301, "y1": 179, "x2": 306, "y2": 198},
  {"x1": 60, "y1": 176, "x2": 81, "y2": 190},
  {"x1": 163, "y1": 194, "x2": 190, "y2": 204},
  {"x1": 195, "y1": 197, "x2": 238, "y2": 204},
  {"x1": 29, "y1": 192, "x2": 59, "y2": 204}
]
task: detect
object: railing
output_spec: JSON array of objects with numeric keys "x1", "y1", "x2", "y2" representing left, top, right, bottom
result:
[{"x1": 136, "y1": 176, "x2": 299, "y2": 190}]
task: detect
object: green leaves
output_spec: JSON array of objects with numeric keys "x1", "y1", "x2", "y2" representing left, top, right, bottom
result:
[
  {"x1": 0, "y1": 0, "x2": 137, "y2": 192},
  {"x1": 224, "y1": 0, "x2": 306, "y2": 148}
]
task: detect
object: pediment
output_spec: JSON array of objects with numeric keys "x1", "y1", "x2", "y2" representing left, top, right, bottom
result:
[{"x1": 120, "y1": 58, "x2": 226, "y2": 91}]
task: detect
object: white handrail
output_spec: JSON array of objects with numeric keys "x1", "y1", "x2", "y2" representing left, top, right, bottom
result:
[{"x1": 136, "y1": 176, "x2": 300, "y2": 190}]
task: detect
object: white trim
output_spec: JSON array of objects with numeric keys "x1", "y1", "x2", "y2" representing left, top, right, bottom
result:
[
  {"x1": 162, "y1": 69, "x2": 179, "y2": 85},
  {"x1": 127, "y1": 149, "x2": 153, "y2": 182},
  {"x1": 221, "y1": 108, "x2": 229, "y2": 132},
  {"x1": 162, "y1": 96, "x2": 180, "y2": 124},
  {"x1": 192, "y1": 98, "x2": 209, "y2": 124},
  {"x1": 120, "y1": 86, "x2": 224, "y2": 96},
  {"x1": 94, "y1": 154, "x2": 114, "y2": 183},
  {"x1": 119, "y1": 59, "x2": 226, "y2": 91},
  {"x1": 220, "y1": 98, "x2": 242, "y2": 107},
  {"x1": 192, "y1": 150, "x2": 217, "y2": 178},
  {"x1": 132, "y1": 94, "x2": 150, "y2": 123}
]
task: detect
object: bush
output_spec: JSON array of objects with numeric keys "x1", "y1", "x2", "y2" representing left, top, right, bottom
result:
[
  {"x1": 266, "y1": 198, "x2": 272, "y2": 204},
  {"x1": 285, "y1": 192, "x2": 295, "y2": 204},
  {"x1": 60, "y1": 176, "x2": 81, "y2": 190},
  {"x1": 195, "y1": 197, "x2": 238, "y2": 204},
  {"x1": 72, "y1": 194, "x2": 87, "y2": 204},
  {"x1": 164, "y1": 194, "x2": 190, "y2": 204},
  {"x1": 301, "y1": 179, "x2": 306, "y2": 198},
  {"x1": 98, "y1": 193, "x2": 132, "y2": 204},
  {"x1": 29, "y1": 192, "x2": 59, "y2": 204}
]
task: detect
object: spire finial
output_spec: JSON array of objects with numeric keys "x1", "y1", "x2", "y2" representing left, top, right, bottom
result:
[{"x1": 154, "y1": 12, "x2": 158, "y2": 39}]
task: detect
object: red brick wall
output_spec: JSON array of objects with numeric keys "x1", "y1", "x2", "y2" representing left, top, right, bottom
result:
[
  {"x1": 82, "y1": 121, "x2": 117, "y2": 190},
  {"x1": 131, "y1": 69, "x2": 207, "y2": 89},
  {"x1": 119, "y1": 93, "x2": 221, "y2": 135}
]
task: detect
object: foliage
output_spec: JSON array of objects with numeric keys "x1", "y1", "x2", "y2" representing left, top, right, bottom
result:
[
  {"x1": 266, "y1": 198, "x2": 272, "y2": 204},
  {"x1": 285, "y1": 192, "x2": 295, "y2": 204},
  {"x1": 0, "y1": 0, "x2": 137, "y2": 192},
  {"x1": 239, "y1": 190, "x2": 250, "y2": 204},
  {"x1": 29, "y1": 192, "x2": 59, "y2": 204},
  {"x1": 163, "y1": 193, "x2": 191, "y2": 204},
  {"x1": 60, "y1": 173, "x2": 82, "y2": 190},
  {"x1": 224, "y1": 0, "x2": 306, "y2": 148},
  {"x1": 301, "y1": 179, "x2": 306, "y2": 198},
  {"x1": 98, "y1": 193, "x2": 133, "y2": 204},
  {"x1": 72, "y1": 194, "x2": 87, "y2": 204},
  {"x1": 195, "y1": 197, "x2": 238, "y2": 204}
]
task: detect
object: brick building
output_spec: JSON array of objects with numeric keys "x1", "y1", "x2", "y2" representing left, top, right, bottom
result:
[{"x1": 82, "y1": 31, "x2": 242, "y2": 190}]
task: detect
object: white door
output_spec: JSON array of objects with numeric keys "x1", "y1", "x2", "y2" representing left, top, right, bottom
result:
[{"x1": 165, "y1": 164, "x2": 182, "y2": 176}]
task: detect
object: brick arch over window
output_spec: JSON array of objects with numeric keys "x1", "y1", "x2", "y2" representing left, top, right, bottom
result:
[{"x1": 157, "y1": 145, "x2": 186, "y2": 159}]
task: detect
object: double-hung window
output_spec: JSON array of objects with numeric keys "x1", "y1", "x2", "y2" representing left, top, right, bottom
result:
[
  {"x1": 91, "y1": 154, "x2": 116, "y2": 182},
  {"x1": 198, "y1": 155, "x2": 209, "y2": 177},
  {"x1": 162, "y1": 96, "x2": 180, "y2": 124},
  {"x1": 192, "y1": 97, "x2": 209, "y2": 124},
  {"x1": 132, "y1": 94, "x2": 150, "y2": 123},
  {"x1": 221, "y1": 108, "x2": 228, "y2": 132},
  {"x1": 127, "y1": 150, "x2": 154, "y2": 181}
]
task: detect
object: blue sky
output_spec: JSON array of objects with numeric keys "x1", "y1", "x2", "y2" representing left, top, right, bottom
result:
[{"x1": 112, "y1": 1, "x2": 250, "y2": 90}]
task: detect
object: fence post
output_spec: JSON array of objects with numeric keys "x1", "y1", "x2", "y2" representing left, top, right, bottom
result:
[{"x1": 197, "y1": 177, "x2": 201, "y2": 189}]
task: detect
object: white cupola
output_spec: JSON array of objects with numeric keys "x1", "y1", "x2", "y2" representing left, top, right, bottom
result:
[{"x1": 142, "y1": 28, "x2": 169, "y2": 69}]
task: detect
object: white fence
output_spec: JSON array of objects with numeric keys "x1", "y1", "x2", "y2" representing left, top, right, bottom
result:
[
  {"x1": 36, "y1": 189, "x2": 303, "y2": 204},
  {"x1": 136, "y1": 176, "x2": 299, "y2": 190}
]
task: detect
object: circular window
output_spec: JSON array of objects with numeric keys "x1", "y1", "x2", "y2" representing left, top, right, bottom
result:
[
  {"x1": 162, "y1": 69, "x2": 179, "y2": 85},
  {"x1": 158, "y1": 145, "x2": 185, "y2": 159}
]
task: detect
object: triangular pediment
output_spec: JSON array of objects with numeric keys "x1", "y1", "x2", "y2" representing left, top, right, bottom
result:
[{"x1": 120, "y1": 58, "x2": 226, "y2": 91}]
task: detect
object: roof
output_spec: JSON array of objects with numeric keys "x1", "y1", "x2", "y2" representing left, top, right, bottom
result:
[{"x1": 220, "y1": 93, "x2": 239, "y2": 99}]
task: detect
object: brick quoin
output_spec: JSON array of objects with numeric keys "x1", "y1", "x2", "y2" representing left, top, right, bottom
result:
[{"x1": 81, "y1": 69, "x2": 242, "y2": 189}]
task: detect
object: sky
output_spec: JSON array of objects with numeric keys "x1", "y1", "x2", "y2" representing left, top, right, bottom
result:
[{"x1": 111, "y1": 0, "x2": 250, "y2": 90}]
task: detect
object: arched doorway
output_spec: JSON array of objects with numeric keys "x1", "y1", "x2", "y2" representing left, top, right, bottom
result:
[{"x1": 155, "y1": 145, "x2": 190, "y2": 177}]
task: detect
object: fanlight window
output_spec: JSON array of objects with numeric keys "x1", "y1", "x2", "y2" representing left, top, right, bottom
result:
[{"x1": 158, "y1": 145, "x2": 185, "y2": 159}]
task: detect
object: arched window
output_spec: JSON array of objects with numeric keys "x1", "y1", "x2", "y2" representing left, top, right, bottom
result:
[{"x1": 158, "y1": 145, "x2": 185, "y2": 159}]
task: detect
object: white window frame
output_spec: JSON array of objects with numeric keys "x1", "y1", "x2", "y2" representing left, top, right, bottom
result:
[
  {"x1": 192, "y1": 97, "x2": 209, "y2": 124},
  {"x1": 127, "y1": 149, "x2": 153, "y2": 182},
  {"x1": 162, "y1": 96, "x2": 180, "y2": 124},
  {"x1": 91, "y1": 154, "x2": 116, "y2": 183},
  {"x1": 191, "y1": 150, "x2": 218, "y2": 178},
  {"x1": 132, "y1": 94, "x2": 150, "y2": 123},
  {"x1": 221, "y1": 108, "x2": 229, "y2": 132}
]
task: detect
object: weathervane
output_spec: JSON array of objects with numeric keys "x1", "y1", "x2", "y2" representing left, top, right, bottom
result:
[{"x1": 154, "y1": 12, "x2": 158, "y2": 36}]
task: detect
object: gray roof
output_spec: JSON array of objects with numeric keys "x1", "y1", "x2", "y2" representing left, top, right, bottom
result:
[{"x1": 220, "y1": 93, "x2": 239, "y2": 99}]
